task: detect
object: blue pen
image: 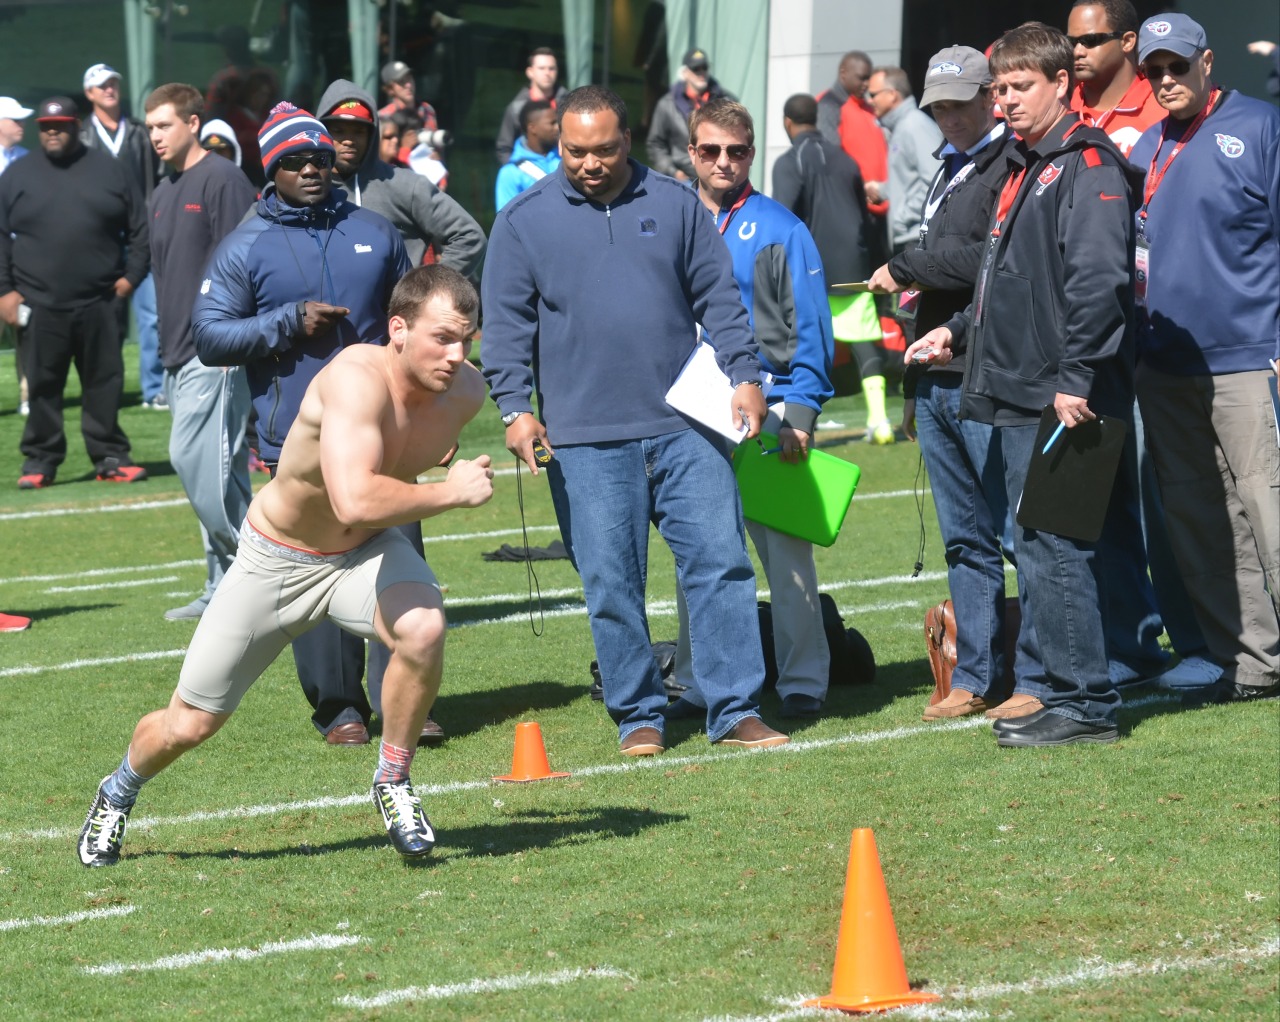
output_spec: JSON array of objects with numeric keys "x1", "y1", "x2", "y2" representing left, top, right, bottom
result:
[
  {"x1": 1041, "y1": 421, "x2": 1066, "y2": 455},
  {"x1": 760, "y1": 446, "x2": 784, "y2": 456}
]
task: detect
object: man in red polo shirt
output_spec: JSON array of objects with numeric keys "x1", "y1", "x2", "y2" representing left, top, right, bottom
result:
[{"x1": 1067, "y1": 0, "x2": 1163, "y2": 155}]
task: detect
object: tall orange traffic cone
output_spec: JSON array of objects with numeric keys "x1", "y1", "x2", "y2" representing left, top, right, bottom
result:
[
  {"x1": 493, "y1": 722, "x2": 571, "y2": 783},
  {"x1": 804, "y1": 828, "x2": 941, "y2": 1012}
]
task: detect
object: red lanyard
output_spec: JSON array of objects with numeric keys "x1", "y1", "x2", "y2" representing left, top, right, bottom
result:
[
  {"x1": 1143, "y1": 87, "x2": 1219, "y2": 211},
  {"x1": 990, "y1": 167, "x2": 1027, "y2": 238},
  {"x1": 717, "y1": 181, "x2": 753, "y2": 235}
]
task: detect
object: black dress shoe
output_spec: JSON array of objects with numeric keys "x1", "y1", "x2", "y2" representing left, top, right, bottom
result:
[
  {"x1": 779, "y1": 694, "x2": 823, "y2": 718},
  {"x1": 991, "y1": 707, "x2": 1053, "y2": 733},
  {"x1": 996, "y1": 710, "x2": 1117, "y2": 747},
  {"x1": 1183, "y1": 680, "x2": 1280, "y2": 708}
]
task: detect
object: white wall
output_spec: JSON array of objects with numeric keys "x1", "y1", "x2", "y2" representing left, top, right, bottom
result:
[{"x1": 762, "y1": 0, "x2": 903, "y2": 194}]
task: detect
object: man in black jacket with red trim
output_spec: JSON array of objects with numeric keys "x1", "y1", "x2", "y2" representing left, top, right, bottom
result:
[{"x1": 908, "y1": 23, "x2": 1141, "y2": 747}]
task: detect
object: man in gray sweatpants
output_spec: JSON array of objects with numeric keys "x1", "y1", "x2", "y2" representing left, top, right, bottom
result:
[{"x1": 144, "y1": 83, "x2": 257, "y2": 621}]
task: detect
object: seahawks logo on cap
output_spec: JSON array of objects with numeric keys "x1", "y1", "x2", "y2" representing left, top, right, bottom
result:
[
  {"x1": 929, "y1": 62, "x2": 964, "y2": 76},
  {"x1": 1214, "y1": 133, "x2": 1245, "y2": 158},
  {"x1": 1146, "y1": 20, "x2": 1172, "y2": 35}
]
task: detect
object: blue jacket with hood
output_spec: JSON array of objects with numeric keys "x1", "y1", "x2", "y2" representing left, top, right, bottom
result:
[{"x1": 191, "y1": 182, "x2": 410, "y2": 461}]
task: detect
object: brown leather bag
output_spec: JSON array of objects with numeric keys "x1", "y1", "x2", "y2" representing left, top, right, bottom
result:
[
  {"x1": 925, "y1": 600, "x2": 957, "y2": 705},
  {"x1": 925, "y1": 597, "x2": 1023, "y2": 705}
]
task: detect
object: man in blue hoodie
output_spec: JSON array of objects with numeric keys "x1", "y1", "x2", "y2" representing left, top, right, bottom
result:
[
  {"x1": 495, "y1": 100, "x2": 561, "y2": 210},
  {"x1": 483, "y1": 86, "x2": 788, "y2": 757},
  {"x1": 1129, "y1": 14, "x2": 1280, "y2": 702},
  {"x1": 193, "y1": 102, "x2": 411, "y2": 746}
]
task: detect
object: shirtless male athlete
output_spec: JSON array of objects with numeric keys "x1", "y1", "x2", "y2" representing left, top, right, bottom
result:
[{"x1": 77, "y1": 265, "x2": 493, "y2": 865}]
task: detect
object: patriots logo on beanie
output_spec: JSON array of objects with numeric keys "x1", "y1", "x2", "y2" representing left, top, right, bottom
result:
[{"x1": 258, "y1": 101, "x2": 336, "y2": 178}]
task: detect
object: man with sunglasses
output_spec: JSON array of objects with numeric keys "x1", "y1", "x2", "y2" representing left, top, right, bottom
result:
[
  {"x1": 1128, "y1": 15, "x2": 1280, "y2": 703},
  {"x1": 1067, "y1": 1, "x2": 1215, "y2": 695},
  {"x1": 192, "y1": 102, "x2": 412, "y2": 746},
  {"x1": 1066, "y1": 1, "x2": 1163, "y2": 157},
  {"x1": 668, "y1": 98, "x2": 834, "y2": 720}
]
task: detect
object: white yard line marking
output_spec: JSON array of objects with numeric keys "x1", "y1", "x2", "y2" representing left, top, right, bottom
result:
[
  {"x1": 0, "y1": 560, "x2": 202, "y2": 586},
  {"x1": 0, "y1": 904, "x2": 136, "y2": 933},
  {"x1": 699, "y1": 936, "x2": 1280, "y2": 1022},
  {"x1": 0, "y1": 498, "x2": 189, "y2": 522},
  {"x1": 9, "y1": 695, "x2": 1179, "y2": 845},
  {"x1": 0, "y1": 715, "x2": 1023, "y2": 844},
  {"x1": 0, "y1": 649, "x2": 186, "y2": 680},
  {"x1": 335, "y1": 965, "x2": 632, "y2": 1009},
  {"x1": 83, "y1": 932, "x2": 362, "y2": 975},
  {"x1": 46, "y1": 576, "x2": 180, "y2": 594}
]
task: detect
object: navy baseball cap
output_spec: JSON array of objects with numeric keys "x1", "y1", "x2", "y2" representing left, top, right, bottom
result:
[{"x1": 1138, "y1": 14, "x2": 1208, "y2": 63}]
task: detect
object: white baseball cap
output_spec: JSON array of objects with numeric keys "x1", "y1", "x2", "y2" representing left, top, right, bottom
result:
[
  {"x1": 83, "y1": 63, "x2": 123, "y2": 89},
  {"x1": 0, "y1": 97, "x2": 33, "y2": 121}
]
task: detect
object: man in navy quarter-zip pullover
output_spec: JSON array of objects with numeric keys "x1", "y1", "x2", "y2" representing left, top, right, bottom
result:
[
  {"x1": 482, "y1": 85, "x2": 790, "y2": 757},
  {"x1": 193, "y1": 101, "x2": 411, "y2": 747},
  {"x1": 1129, "y1": 14, "x2": 1280, "y2": 703}
]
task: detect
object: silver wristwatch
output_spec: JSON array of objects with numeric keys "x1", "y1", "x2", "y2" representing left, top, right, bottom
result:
[{"x1": 501, "y1": 410, "x2": 528, "y2": 426}]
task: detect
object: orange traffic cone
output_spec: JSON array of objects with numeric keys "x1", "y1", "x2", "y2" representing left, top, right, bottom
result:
[
  {"x1": 493, "y1": 722, "x2": 571, "y2": 783},
  {"x1": 804, "y1": 828, "x2": 941, "y2": 1013}
]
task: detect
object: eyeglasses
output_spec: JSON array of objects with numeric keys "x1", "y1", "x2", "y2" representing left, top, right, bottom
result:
[
  {"x1": 866, "y1": 88, "x2": 895, "y2": 100},
  {"x1": 277, "y1": 151, "x2": 334, "y2": 171},
  {"x1": 1067, "y1": 31, "x2": 1123, "y2": 48},
  {"x1": 694, "y1": 143, "x2": 752, "y2": 161},
  {"x1": 1141, "y1": 58, "x2": 1194, "y2": 79}
]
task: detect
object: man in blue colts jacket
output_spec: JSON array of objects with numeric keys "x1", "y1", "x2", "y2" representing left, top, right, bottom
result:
[
  {"x1": 192, "y1": 102, "x2": 411, "y2": 746},
  {"x1": 482, "y1": 86, "x2": 789, "y2": 758},
  {"x1": 669, "y1": 98, "x2": 836, "y2": 720},
  {"x1": 1129, "y1": 14, "x2": 1280, "y2": 703}
]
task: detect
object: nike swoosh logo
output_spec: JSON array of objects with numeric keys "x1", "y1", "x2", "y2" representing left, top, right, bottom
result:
[{"x1": 1099, "y1": 193, "x2": 1124, "y2": 201}]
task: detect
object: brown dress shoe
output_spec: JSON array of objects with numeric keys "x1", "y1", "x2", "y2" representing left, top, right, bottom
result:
[
  {"x1": 922, "y1": 690, "x2": 995, "y2": 720},
  {"x1": 325, "y1": 721, "x2": 371, "y2": 745},
  {"x1": 418, "y1": 715, "x2": 445, "y2": 747},
  {"x1": 715, "y1": 716, "x2": 790, "y2": 749},
  {"x1": 984, "y1": 695, "x2": 1043, "y2": 720},
  {"x1": 620, "y1": 726, "x2": 664, "y2": 757}
]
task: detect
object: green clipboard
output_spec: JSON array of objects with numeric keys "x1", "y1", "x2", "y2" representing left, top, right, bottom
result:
[{"x1": 731, "y1": 433, "x2": 861, "y2": 547}]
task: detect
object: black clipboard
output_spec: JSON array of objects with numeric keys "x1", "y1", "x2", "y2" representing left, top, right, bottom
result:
[{"x1": 1016, "y1": 406, "x2": 1127, "y2": 543}]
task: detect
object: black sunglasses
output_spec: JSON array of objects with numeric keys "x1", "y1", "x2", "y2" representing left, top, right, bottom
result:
[
  {"x1": 277, "y1": 151, "x2": 334, "y2": 171},
  {"x1": 1067, "y1": 31, "x2": 1123, "y2": 48},
  {"x1": 694, "y1": 143, "x2": 752, "y2": 161},
  {"x1": 1141, "y1": 58, "x2": 1194, "y2": 79}
]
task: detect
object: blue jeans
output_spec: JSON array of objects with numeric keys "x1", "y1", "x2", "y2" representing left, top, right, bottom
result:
[
  {"x1": 132, "y1": 273, "x2": 164, "y2": 403},
  {"x1": 1001, "y1": 423, "x2": 1121, "y2": 724},
  {"x1": 915, "y1": 374, "x2": 1025, "y2": 701},
  {"x1": 547, "y1": 428, "x2": 766, "y2": 742}
]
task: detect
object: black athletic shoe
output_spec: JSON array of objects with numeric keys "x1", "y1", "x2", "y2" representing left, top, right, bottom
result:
[
  {"x1": 372, "y1": 780, "x2": 435, "y2": 858},
  {"x1": 78, "y1": 778, "x2": 131, "y2": 867}
]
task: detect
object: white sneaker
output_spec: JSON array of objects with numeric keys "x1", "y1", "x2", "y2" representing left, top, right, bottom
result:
[{"x1": 18, "y1": 401, "x2": 29, "y2": 416}]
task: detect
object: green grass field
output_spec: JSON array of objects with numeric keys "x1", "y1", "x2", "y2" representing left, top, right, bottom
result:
[{"x1": 0, "y1": 345, "x2": 1275, "y2": 1021}]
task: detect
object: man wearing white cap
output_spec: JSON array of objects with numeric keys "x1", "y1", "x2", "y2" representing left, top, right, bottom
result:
[
  {"x1": 0, "y1": 97, "x2": 31, "y2": 174},
  {"x1": 81, "y1": 63, "x2": 165, "y2": 410},
  {"x1": 1129, "y1": 14, "x2": 1280, "y2": 703}
]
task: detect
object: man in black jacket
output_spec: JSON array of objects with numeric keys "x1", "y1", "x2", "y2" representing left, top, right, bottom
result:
[
  {"x1": 81, "y1": 63, "x2": 165, "y2": 409},
  {"x1": 908, "y1": 24, "x2": 1138, "y2": 747},
  {"x1": 773, "y1": 94, "x2": 890, "y2": 442},
  {"x1": 0, "y1": 96, "x2": 148, "y2": 489},
  {"x1": 868, "y1": 46, "x2": 1029, "y2": 723}
]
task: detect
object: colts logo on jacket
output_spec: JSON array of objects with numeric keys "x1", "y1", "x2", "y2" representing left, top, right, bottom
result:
[{"x1": 1214, "y1": 133, "x2": 1245, "y2": 159}]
